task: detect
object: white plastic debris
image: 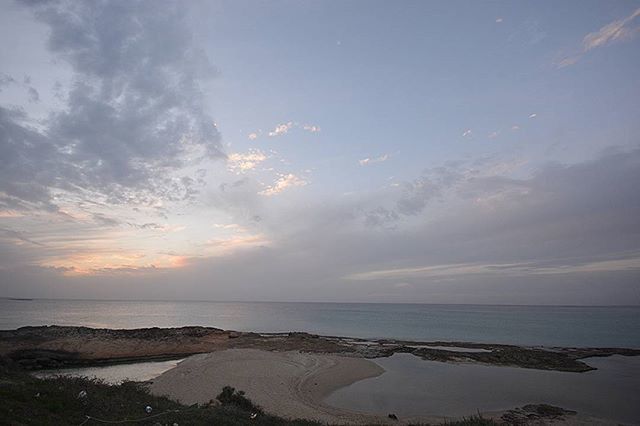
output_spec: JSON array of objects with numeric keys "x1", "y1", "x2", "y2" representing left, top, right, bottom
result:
[
  {"x1": 250, "y1": 412, "x2": 257, "y2": 419},
  {"x1": 145, "y1": 405, "x2": 153, "y2": 414},
  {"x1": 77, "y1": 390, "x2": 87, "y2": 399}
]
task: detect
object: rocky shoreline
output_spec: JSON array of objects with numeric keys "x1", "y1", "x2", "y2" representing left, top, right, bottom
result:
[{"x1": 1, "y1": 325, "x2": 638, "y2": 372}]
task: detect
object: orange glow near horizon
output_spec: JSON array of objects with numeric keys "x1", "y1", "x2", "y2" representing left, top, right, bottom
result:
[{"x1": 42, "y1": 252, "x2": 191, "y2": 276}]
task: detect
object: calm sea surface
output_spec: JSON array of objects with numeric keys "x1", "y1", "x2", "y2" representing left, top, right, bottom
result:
[{"x1": 1, "y1": 299, "x2": 639, "y2": 347}]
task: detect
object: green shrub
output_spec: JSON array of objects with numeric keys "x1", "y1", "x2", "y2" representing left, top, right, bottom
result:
[{"x1": 216, "y1": 385, "x2": 261, "y2": 412}]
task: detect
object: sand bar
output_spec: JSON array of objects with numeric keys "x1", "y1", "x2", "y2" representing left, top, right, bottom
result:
[{"x1": 149, "y1": 349, "x2": 392, "y2": 424}]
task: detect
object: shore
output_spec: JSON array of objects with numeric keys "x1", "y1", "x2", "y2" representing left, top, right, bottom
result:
[
  {"x1": 2, "y1": 325, "x2": 638, "y2": 372},
  {"x1": 2, "y1": 326, "x2": 637, "y2": 424}
]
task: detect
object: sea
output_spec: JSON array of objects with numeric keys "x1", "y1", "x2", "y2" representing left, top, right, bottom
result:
[{"x1": 2, "y1": 298, "x2": 639, "y2": 348}]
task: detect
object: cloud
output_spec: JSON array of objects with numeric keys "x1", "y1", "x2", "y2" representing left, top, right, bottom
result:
[
  {"x1": 0, "y1": 227, "x2": 46, "y2": 247},
  {"x1": 395, "y1": 173, "x2": 447, "y2": 215},
  {"x1": 364, "y1": 207, "x2": 399, "y2": 228},
  {"x1": 248, "y1": 132, "x2": 259, "y2": 140},
  {"x1": 2, "y1": 0, "x2": 224, "y2": 212},
  {"x1": 345, "y1": 256, "x2": 640, "y2": 281},
  {"x1": 0, "y1": 107, "x2": 59, "y2": 211},
  {"x1": 227, "y1": 149, "x2": 268, "y2": 174},
  {"x1": 558, "y1": 7, "x2": 640, "y2": 67},
  {"x1": 2, "y1": 148, "x2": 640, "y2": 303},
  {"x1": 27, "y1": 87, "x2": 40, "y2": 103},
  {"x1": 495, "y1": 18, "x2": 503, "y2": 23},
  {"x1": 583, "y1": 8, "x2": 640, "y2": 51},
  {"x1": 268, "y1": 122, "x2": 294, "y2": 137},
  {"x1": 462, "y1": 129, "x2": 472, "y2": 137},
  {"x1": 213, "y1": 223, "x2": 249, "y2": 234},
  {"x1": 262, "y1": 122, "x2": 321, "y2": 138},
  {"x1": 557, "y1": 56, "x2": 580, "y2": 68},
  {"x1": 128, "y1": 222, "x2": 185, "y2": 233},
  {"x1": 359, "y1": 154, "x2": 388, "y2": 166},
  {"x1": 43, "y1": 249, "x2": 190, "y2": 276},
  {"x1": 0, "y1": 73, "x2": 17, "y2": 89},
  {"x1": 204, "y1": 234, "x2": 269, "y2": 252},
  {"x1": 259, "y1": 173, "x2": 307, "y2": 196}
]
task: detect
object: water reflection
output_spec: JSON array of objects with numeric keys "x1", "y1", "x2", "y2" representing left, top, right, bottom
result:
[{"x1": 325, "y1": 354, "x2": 640, "y2": 424}]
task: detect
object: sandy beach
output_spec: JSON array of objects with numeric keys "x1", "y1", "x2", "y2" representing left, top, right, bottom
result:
[{"x1": 149, "y1": 348, "x2": 393, "y2": 424}]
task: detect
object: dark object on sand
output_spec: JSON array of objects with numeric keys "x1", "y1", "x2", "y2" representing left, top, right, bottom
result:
[{"x1": 388, "y1": 413, "x2": 398, "y2": 420}]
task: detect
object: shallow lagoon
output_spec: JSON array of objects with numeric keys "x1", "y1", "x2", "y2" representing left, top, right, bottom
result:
[
  {"x1": 325, "y1": 354, "x2": 640, "y2": 424},
  {"x1": 33, "y1": 359, "x2": 183, "y2": 384}
]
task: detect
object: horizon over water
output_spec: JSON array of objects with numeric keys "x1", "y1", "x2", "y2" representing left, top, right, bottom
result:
[{"x1": 1, "y1": 298, "x2": 639, "y2": 348}]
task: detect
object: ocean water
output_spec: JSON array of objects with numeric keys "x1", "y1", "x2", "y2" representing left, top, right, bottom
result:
[
  {"x1": 1, "y1": 299, "x2": 639, "y2": 348},
  {"x1": 326, "y1": 354, "x2": 640, "y2": 424}
]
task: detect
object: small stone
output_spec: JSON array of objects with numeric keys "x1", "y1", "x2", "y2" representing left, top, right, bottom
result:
[
  {"x1": 145, "y1": 405, "x2": 153, "y2": 414},
  {"x1": 77, "y1": 390, "x2": 87, "y2": 399}
]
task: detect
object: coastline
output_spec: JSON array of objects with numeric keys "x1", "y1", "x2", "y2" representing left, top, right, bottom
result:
[
  {"x1": 1, "y1": 326, "x2": 638, "y2": 424},
  {"x1": 2, "y1": 325, "x2": 638, "y2": 372}
]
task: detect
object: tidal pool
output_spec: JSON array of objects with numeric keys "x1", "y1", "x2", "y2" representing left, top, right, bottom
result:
[
  {"x1": 33, "y1": 358, "x2": 183, "y2": 384},
  {"x1": 325, "y1": 353, "x2": 640, "y2": 424}
]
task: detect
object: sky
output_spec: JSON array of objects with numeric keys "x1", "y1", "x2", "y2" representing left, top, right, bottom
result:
[{"x1": 0, "y1": 0, "x2": 639, "y2": 304}]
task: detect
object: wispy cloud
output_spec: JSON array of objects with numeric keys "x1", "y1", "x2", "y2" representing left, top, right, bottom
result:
[
  {"x1": 204, "y1": 234, "x2": 269, "y2": 252},
  {"x1": 558, "y1": 7, "x2": 640, "y2": 67},
  {"x1": 213, "y1": 223, "x2": 246, "y2": 232},
  {"x1": 359, "y1": 154, "x2": 388, "y2": 166},
  {"x1": 227, "y1": 149, "x2": 268, "y2": 174},
  {"x1": 259, "y1": 173, "x2": 307, "y2": 196},
  {"x1": 268, "y1": 122, "x2": 294, "y2": 137},
  {"x1": 583, "y1": 8, "x2": 640, "y2": 50},
  {"x1": 128, "y1": 222, "x2": 185, "y2": 233},
  {"x1": 250, "y1": 122, "x2": 321, "y2": 139},
  {"x1": 345, "y1": 255, "x2": 640, "y2": 281}
]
